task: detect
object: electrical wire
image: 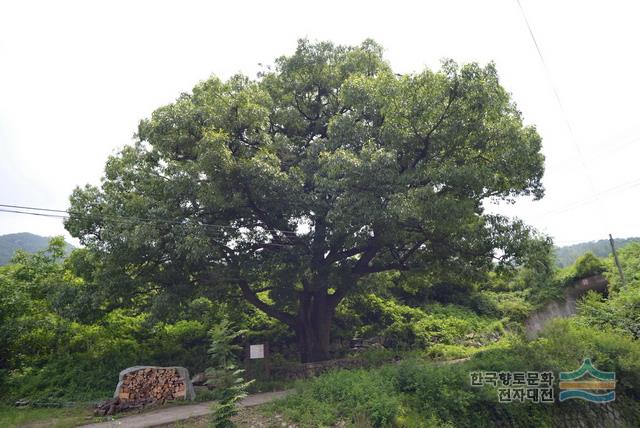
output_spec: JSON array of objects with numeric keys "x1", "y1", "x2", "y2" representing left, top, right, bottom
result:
[
  {"x1": 0, "y1": 206, "x2": 299, "y2": 248},
  {"x1": 514, "y1": 0, "x2": 610, "y2": 231},
  {"x1": 537, "y1": 177, "x2": 640, "y2": 218},
  {"x1": 514, "y1": 0, "x2": 589, "y2": 172},
  {"x1": 0, "y1": 203, "x2": 300, "y2": 238},
  {"x1": 0, "y1": 208, "x2": 67, "y2": 219},
  {"x1": 545, "y1": 135, "x2": 640, "y2": 178},
  {"x1": 4, "y1": 172, "x2": 640, "y2": 231}
]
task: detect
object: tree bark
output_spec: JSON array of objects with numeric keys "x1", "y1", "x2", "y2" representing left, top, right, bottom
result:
[
  {"x1": 295, "y1": 290, "x2": 337, "y2": 362},
  {"x1": 237, "y1": 272, "x2": 349, "y2": 362}
]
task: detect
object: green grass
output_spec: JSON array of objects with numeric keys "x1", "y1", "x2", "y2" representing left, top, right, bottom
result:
[
  {"x1": 0, "y1": 405, "x2": 92, "y2": 428},
  {"x1": 0, "y1": 398, "x2": 203, "y2": 428},
  {"x1": 264, "y1": 319, "x2": 640, "y2": 427}
]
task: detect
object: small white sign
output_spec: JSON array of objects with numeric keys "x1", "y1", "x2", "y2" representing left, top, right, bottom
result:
[{"x1": 249, "y1": 344, "x2": 265, "y2": 359}]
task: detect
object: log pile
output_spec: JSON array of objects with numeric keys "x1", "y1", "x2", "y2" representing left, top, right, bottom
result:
[
  {"x1": 95, "y1": 366, "x2": 194, "y2": 416},
  {"x1": 117, "y1": 367, "x2": 187, "y2": 403}
]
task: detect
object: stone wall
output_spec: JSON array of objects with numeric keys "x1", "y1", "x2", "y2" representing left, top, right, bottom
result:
[
  {"x1": 270, "y1": 356, "x2": 393, "y2": 380},
  {"x1": 524, "y1": 274, "x2": 608, "y2": 339}
]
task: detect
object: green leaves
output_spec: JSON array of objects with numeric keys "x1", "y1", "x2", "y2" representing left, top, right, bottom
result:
[
  {"x1": 206, "y1": 321, "x2": 253, "y2": 427},
  {"x1": 577, "y1": 243, "x2": 640, "y2": 339},
  {"x1": 66, "y1": 39, "x2": 547, "y2": 360},
  {"x1": 207, "y1": 320, "x2": 246, "y2": 369}
]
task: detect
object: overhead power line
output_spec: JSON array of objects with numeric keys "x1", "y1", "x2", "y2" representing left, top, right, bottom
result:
[
  {"x1": 546, "y1": 135, "x2": 640, "y2": 177},
  {"x1": 514, "y1": 0, "x2": 593, "y2": 183},
  {"x1": 538, "y1": 177, "x2": 640, "y2": 218},
  {"x1": 4, "y1": 171, "x2": 640, "y2": 229},
  {"x1": 0, "y1": 203, "x2": 300, "y2": 237},
  {"x1": 0, "y1": 204, "x2": 67, "y2": 213},
  {"x1": 0, "y1": 205, "x2": 300, "y2": 248},
  {"x1": 0, "y1": 208, "x2": 68, "y2": 219},
  {"x1": 514, "y1": 0, "x2": 610, "y2": 231}
]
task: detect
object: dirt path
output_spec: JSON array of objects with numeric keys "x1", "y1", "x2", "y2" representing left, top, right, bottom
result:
[{"x1": 78, "y1": 390, "x2": 292, "y2": 428}]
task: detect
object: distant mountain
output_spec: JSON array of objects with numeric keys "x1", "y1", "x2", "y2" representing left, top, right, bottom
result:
[
  {"x1": 2, "y1": 232, "x2": 637, "y2": 270},
  {"x1": 0, "y1": 232, "x2": 75, "y2": 265},
  {"x1": 554, "y1": 237, "x2": 640, "y2": 267}
]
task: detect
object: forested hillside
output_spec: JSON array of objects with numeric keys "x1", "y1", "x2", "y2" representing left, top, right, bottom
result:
[
  {"x1": 554, "y1": 237, "x2": 640, "y2": 267},
  {"x1": 0, "y1": 233, "x2": 74, "y2": 265}
]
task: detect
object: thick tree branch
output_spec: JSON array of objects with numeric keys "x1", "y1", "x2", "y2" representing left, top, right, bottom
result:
[
  {"x1": 352, "y1": 245, "x2": 381, "y2": 275},
  {"x1": 237, "y1": 279, "x2": 296, "y2": 326},
  {"x1": 239, "y1": 181, "x2": 304, "y2": 248},
  {"x1": 356, "y1": 262, "x2": 405, "y2": 275},
  {"x1": 326, "y1": 237, "x2": 380, "y2": 264}
]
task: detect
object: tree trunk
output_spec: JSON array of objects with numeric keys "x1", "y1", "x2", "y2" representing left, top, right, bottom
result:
[
  {"x1": 295, "y1": 290, "x2": 336, "y2": 363},
  {"x1": 236, "y1": 276, "x2": 342, "y2": 363}
]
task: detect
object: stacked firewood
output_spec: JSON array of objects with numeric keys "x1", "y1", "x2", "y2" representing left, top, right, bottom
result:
[
  {"x1": 118, "y1": 367, "x2": 187, "y2": 403},
  {"x1": 94, "y1": 367, "x2": 187, "y2": 415}
]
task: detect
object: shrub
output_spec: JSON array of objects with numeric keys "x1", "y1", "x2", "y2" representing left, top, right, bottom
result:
[
  {"x1": 271, "y1": 319, "x2": 640, "y2": 427},
  {"x1": 425, "y1": 344, "x2": 479, "y2": 360},
  {"x1": 348, "y1": 294, "x2": 504, "y2": 350},
  {"x1": 573, "y1": 252, "x2": 606, "y2": 279},
  {"x1": 271, "y1": 368, "x2": 401, "y2": 427},
  {"x1": 206, "y1": 321, "x2": 253, "y2": 427},
  {"x1": 147, "y1": 319, "x2": 209, "y2": 372},
  {"x1": 604, "y1": 242, "x2": 640, "y2": 292},
  {"x1": 557, "y1": 252, "x2": 606, "y2": 287}
]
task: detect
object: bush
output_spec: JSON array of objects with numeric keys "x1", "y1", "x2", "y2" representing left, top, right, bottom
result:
[
  {"x1": 576, "y1": 243, "x2": 640, "y2": 339},
  {"x1": 604, "y1": 242, "x2": 640, "y2": 292},
  {"x1": 557, "y1": 252, "x2": 606, "y2": 287},
  {"x1": 271, "y1": 319, "x2": 640, "y2": 427},
  {"x1": 206, "y1": 321, "x2": 253, "y2": 427},
  {"x1": 347, "y1": 294, "x2": 504, "y2": 351},
  {"x1": 271, "y1": 368, "x2": 401, "y2": 427},
  {"x1": 573, "y1": 252, "x2": 605, "y2": 278},
  {"x1": 146, "y1": 319, "x2": 209, "y2": 372}
]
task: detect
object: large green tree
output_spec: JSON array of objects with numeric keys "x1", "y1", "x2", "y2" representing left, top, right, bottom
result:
[{"x1": 66, "y1": 40, "x2": 545, "y2": 362}]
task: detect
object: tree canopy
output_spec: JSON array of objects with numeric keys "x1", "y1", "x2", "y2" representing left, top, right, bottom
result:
[{"x1": 66, "y1": 39, "x2": 546, "y2": 361}]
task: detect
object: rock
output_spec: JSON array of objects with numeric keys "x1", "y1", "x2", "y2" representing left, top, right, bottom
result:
[
  {"x1": 191, "y1": 371, "x2": 208, "y2": 386},
  {"x1": 15, "y1": 399, "x2": 29, "y2": 407}
]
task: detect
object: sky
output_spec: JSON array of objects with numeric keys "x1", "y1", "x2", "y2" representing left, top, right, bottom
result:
[{"x1": 1, "y1": 0, "x2": 639, "y2": 247}]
